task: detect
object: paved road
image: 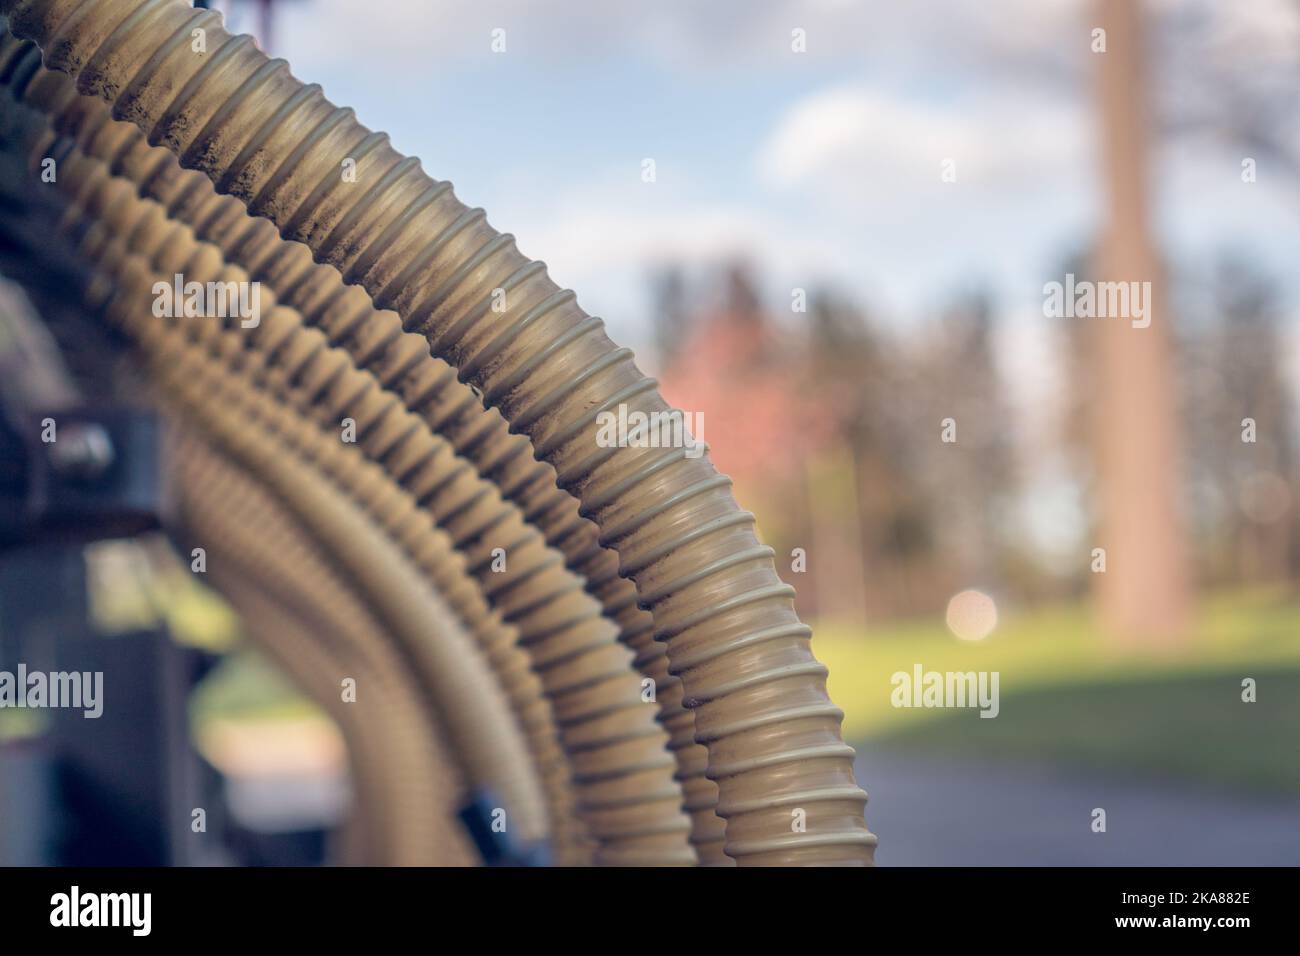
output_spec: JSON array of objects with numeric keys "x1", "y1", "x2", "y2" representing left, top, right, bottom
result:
[{"x1": 854, "y1": 747, "x2": 1300, "y2": 866}]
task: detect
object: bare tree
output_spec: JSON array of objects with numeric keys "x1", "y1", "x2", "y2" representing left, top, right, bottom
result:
[{"x1": 1091, "y1": 0, "x2": 1192, "y2": 646}]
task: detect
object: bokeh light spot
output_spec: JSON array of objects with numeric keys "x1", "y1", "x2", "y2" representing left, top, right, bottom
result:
[{"x1": 945, "y1": 589, "x2": 998, "y2": 641}]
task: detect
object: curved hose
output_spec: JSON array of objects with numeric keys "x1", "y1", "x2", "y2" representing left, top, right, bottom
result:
[
  {"x1": 0, "y1": 52, "x2": 559, "y2": 855},
  {"x1": 2, "y1": 0, "x2": 875, "y2": 863},
  {"x1": 137, "y1": 313, "x2": 552, "y2": 846},
  {"x1": 0, "y1": 36, "x2": 727, "y2": 859},
  {"x1": 0, "y1": 63, "x2": 702, "y2": 863},
  {"x1": 173, "y1": 431, "x2": 479, "y2": 866},
  {"x1": 66, "y1": 181, "x2": 686, "y2": 863},
  {"x1": 0, "y1": 79, "x2": 690, "y2": 862}
]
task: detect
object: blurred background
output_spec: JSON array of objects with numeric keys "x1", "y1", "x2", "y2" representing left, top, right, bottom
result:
[{"x1": 4, "y1": 0, "x2": 1299, "y2": 864}]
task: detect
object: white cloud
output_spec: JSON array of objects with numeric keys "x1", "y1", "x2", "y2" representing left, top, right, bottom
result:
[
  {"x1": 496, "y1": 165, "x2": 855, "y2": 345},
  {"x1": 756, "y1": 85, "x2": 1090, "y2": 205}
]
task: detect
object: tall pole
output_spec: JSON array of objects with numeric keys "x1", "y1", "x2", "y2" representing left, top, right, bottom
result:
[{"x1": 1092, "y1": 0, "x2": 1191, "y2": 647}]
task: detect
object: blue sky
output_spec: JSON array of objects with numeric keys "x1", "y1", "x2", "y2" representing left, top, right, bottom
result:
[
  {"x1": 244, "y1": 0, "x2": 1296, "y2": 355},
  {"x1": 209, "y1": 0, "x2": 1300, "y2": 561}
]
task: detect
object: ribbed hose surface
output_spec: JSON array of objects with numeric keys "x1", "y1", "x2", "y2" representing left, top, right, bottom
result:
[
  {"x1": 0, "y1": 35, "x2": 728, "y2": 860},
  {"x1": 0, "y1": 108, "x2": 468, "y2": 864},
  {"x1": 0, "y1": 67, "x2": 702, "y2": 868},
  {"x1": 48, "y1": 172, "x2": 688, "y2": 864},
  {"x1": 214, "y1": 580, "x2": 452, "y2": 865},
  {"x1": 3, "y1": 0, "x2": 875, "y2": 863},
  {"x1": 135, "y1": 321, "x2": 552, "y2": 846},
  {"x1": 178, "y1": 438, "x2": 476, "y2": 865},
  {"x1": 2, "y1": 115, "x2": 681, "y2": 863},
  {"x1": 149, "y1": 298, "x2": 680, "y2": 863},
  {"x1": 0, "y1": 60, "x2": 562, "y2": 857}
]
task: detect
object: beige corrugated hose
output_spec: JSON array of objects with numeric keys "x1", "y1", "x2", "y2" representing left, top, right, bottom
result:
[
  {"x1": 162, "y1": 363, "x2": 552, "y2": 847},
  {"x1": 0, "y1": 40, "x2": 698, "y2": 865},
  {"x1": 0, "y1": 84, "x2": 692, "y2": 864},
  {"x1": 0, "y1": 37, "x2": 730, "y2": 861},
  {"x1": 0, "y1": 0, "x2": 876, "y2": 864},
  {"x1": 177, "y1": 442, "x2": 479, "y2": 865}
]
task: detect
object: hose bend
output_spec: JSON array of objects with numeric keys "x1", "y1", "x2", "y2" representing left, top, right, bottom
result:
[
  {"x1": 75, "y1": 184, "x2": 688, "y2": 864},
  {"x1": 3, "y1": 0, "x2": 875, "y2": 863},
  {"x1": 0, "y1": 45, "x2": 560, "y2": 856},
  {"x1": 170, "y1": 353, "x2": 554, "y2": 843},
  {"x1": 176, "y1": 436, "x2": 477, "y2": 865},
  {"x1": 0, "y1": 31, "x2": 727, "y2": 862},
  {"x1": 152, "y1": 299, "x2": 685, "y2": 864},
  {"x1": 214, "y1": 580, "x2": 467, "y2": 866},
  {"x1": 0, "y1": 84, "x2": 691, "y2": 863}
]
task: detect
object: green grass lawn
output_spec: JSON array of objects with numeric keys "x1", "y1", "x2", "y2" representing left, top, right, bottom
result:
[
  {"x1": 813, "y1": 590, "x2": 1300, "y2": 796},
  {"x1": 179, "y1": 588, "x2": 1300, "y2": 797},
  {"x1": 189, "y1": 648, "x2": 319, "y2": 726}
]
